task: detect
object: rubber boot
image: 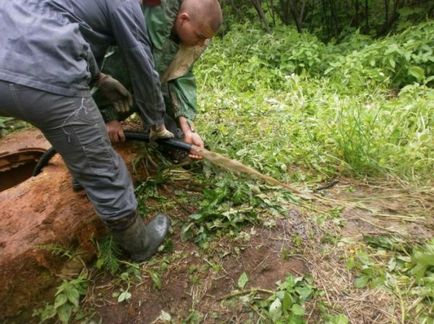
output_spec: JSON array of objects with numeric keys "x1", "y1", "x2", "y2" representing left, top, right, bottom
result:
[{"x1": 112, "y1": 213, "x2": 170, "y2": 262}]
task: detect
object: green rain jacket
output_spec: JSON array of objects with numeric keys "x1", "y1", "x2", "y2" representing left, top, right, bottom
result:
[{"x1": 96, "y1": 0, "x2": 207, "y2": 125}]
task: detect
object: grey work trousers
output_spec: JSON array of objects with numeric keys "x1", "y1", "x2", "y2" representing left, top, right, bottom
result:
[{"x1": 0, "y1": 81, "x2": 137, "y2": 229}]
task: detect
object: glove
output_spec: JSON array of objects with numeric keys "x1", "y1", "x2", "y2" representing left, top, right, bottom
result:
[
  {"x1": 96, "y1": 73, "x2": 133, "y2": 113},
  {"x1": 149, "y1": 124, "x2": 174, "y2": 140}
]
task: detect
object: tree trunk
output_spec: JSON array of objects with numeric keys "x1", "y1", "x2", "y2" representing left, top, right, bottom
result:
[
  {"x1": 365, "y1": 0, "x2": 369, "y2": 30},
  {"x1": 354, "y1": 0, "x2": 360, "y2": 26},
  {"x1": 384, "y1": 0, "x2": 390, "y2": 31},
  {"x1": 328, "y1": 0, "x2": 339, "y2": 37},
  {"x1": 265, "y1": 0, "x2": 276, "y2": 26},
  {"x1": 289, "y1": 0, "x2": 302, "y2": 32},
  {"x1": 234, "y1": 0, "x2": 245, "y2": 19},
  {"x1": 250, "y1": 0, "x2": 271, "y2": 32},
  {"x1": 279, "y1": 0, "x2": 291, "y2": 25}
]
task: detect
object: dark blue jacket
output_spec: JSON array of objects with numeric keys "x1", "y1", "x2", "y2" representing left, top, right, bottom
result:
[{"x1": 0, "y1": 0, "x2": 164, "y2": 124}]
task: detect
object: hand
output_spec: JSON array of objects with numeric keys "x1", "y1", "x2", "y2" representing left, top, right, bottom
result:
[
  {"x1": 106, "y1": 120, "x2": 125, "y2": 143},
  {"x1": 178, "y1": 116, "x2": 204, "y2": 160},
  {"x1": 96, "y1": 73, "x2": 133, "y2": 113},
  {"x1": 184, "y1": 130, "x2": 204, "y2": 160}
]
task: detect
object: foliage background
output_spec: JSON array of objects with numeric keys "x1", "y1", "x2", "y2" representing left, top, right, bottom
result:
[{"x1": 195, "y1": 18, "x2": 434, "y2": 184}]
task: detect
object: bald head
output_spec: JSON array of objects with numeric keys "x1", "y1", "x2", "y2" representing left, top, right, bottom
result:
[
  {"x1": 179, "y1": 0, "x2": 223, "y2": 34},
  {"x1": 174, "y1": 0, "x2": 222, "y2": 46}
]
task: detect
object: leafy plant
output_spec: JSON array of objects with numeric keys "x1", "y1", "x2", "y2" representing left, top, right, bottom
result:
[
  {"x1": 409, "y1": 239, "x2": 434, "y2": 301},
  {"x1": 0, "y1": 117, "x2": 28, "y2": 137},
  {"x1": 180, "y1": 174, "x2": 293, "y2": 245},
  {"x1": 37, "y1": 243, "x2": 75, "y2": 259},
  {"x1": 256, "y1": 275, "x2": 315, "y2": 323},
  {"x1": 111, "y1": 261, "x2": 141, "y2": 303},
  {"x1": 95, "y1": 235, "x2": 123, "y2": 275},
  {"x1": 196, "y1": 22, "x2": 434, "y2": 183},
  {"x1": 33, "y1": 274, "x2": 89, "y2": 323},
  {"x1": 347, "y1": 250, "x2": 387, "y2": 288}
]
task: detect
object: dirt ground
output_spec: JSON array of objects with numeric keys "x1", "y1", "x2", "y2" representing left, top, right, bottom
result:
[
  {"x1": 82, "y1": 177, "x2": 433, "y2": 324},
  {"x1": 89, "y1": 216, "x2": 310, "y2": 323},
  {"x1": 1, "y1": 129, "x2": 433, "y2": 323}
]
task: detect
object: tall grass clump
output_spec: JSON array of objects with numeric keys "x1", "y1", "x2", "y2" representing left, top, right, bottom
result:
[{"x1": 195, "y1": 22, "x2": 433, "y2": 184}]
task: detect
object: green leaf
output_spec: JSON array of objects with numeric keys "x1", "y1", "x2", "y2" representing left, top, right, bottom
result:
[
  {"x1": 354, "y1": 276, "x2": 369, "y2": 288},
  {"x1": 269, "y1": 298, "x2": 282, "y2": 322},
  {"x1": 295, "y1": 285, "x2": 313, "y2": 301},
  {"x1": 156, "y1": 310, "x2": 172, "y2": 322},
  {"x1": 237, "y1": 272, "x2": 249, "y2": 289},
  {"x1": 118, "y1": 290, "x2": 132, "y2": 303},
  {"x1": 58, "y1": 304, "x2": 73, "y2": 324},
  {"x1": 388, "y1": 258, "x2": 397, "y2": 272},
  {"x1": 66, "y1": 288, "x2": 80, "y2": 307},
  {"x1": 328, "y1": 314, "x2": 350, "y2": 324},
  {"x1": 95, "y1": 257, "x2": 104, "y2": 269},
  {"x1": 388, "y1": 57, "x2": 396, "y2": 68},
  {"x1": 54, "y1": 293, "x2": 67, "y2": 309},
  {"x1": 282, "y1": 292, "x2": 293, "y2": 313},
  {"x1": 408, "y1": 66, "x2": 425, "y2": 81},
  {"x1": 291, "y1": 303, "x2": 305, "y2": 316},
  {"x1": 149, "y1": 271, "x2": 162, "y2": 290},
  {"x1": 190, "y1": 213, "x2": 204, "y2": 221},
  {"x1": 282, "y1": 275, "x2": 296, "y2": 290},
  {"x1": 180, "y1": 223, "x2": 195, "y2": 241}
]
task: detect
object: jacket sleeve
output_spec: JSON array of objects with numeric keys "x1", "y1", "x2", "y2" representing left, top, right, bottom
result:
[
  {"x1": 166, "y1": 71, "x2": 197, "y2": 121},
  {"x1": 109, "y1": 0, "x2": 165, "y2": 126}
]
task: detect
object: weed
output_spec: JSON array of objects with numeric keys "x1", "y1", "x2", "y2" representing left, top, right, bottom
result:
[
  {"x1": 95, "y1": 235, "x2": 122, "y2": 275},
  {"x1": 0, "y1": 116, "x2": 28, "y2": 137},
  {"x1": 33, "y1": 273, "x2": 89, "y2": 323},
  {"x1": 256, "y1": 275, "x2": 315, "y2": 323},
  {"x1": 37, "y1": 243, "x2": 75, "y2": 259}
]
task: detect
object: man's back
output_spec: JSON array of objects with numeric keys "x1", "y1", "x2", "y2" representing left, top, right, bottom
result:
[
  {"x1": 0, "y1": 0, "x2": 165, "y2": 124},
  {"x1": 68, "y1": 0, "x2": 150, "y2": 65},
  {"x1": 0, "y1": 0, "x2": 95, "y2": 96}
]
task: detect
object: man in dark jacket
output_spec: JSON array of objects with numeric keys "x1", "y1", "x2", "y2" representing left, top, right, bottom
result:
[
  {"x1": 97, "y1": 0, "x2": 223, "y2": 162},
  {"x1": 0, "y1": 0, "x2": 174, "y2": 261}
]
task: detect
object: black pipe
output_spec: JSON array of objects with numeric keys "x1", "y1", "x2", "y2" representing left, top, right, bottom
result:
[
  {"x1": 124, "y1": 131, "x2": 192, "y2": 152},
  {"x1": 32, "y1": 147, "x2": 57, "y2": 177},
  {"x1": 32, "y1": 131, "x2": 192, "y2": 176}
]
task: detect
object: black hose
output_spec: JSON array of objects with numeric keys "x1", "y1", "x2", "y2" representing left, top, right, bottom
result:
[
  {"x1": 32, "y1": 147, "x2": 57, "y2": 177},
  {"x1": 32, "y1": 131, "x2": 192, "y2": 176},
  {"x1": 124, "y1": 131, "x2": 192, "y2": 152}
]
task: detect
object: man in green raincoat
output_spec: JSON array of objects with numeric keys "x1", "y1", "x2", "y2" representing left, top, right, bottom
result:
[{"x1": 94, "y1": 0, "x2": 223, "y2": 161}]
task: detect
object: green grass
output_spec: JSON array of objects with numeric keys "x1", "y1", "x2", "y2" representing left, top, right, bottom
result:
[{"x1": 195, "y1": 22, "x2": 434, "y2": 184}]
